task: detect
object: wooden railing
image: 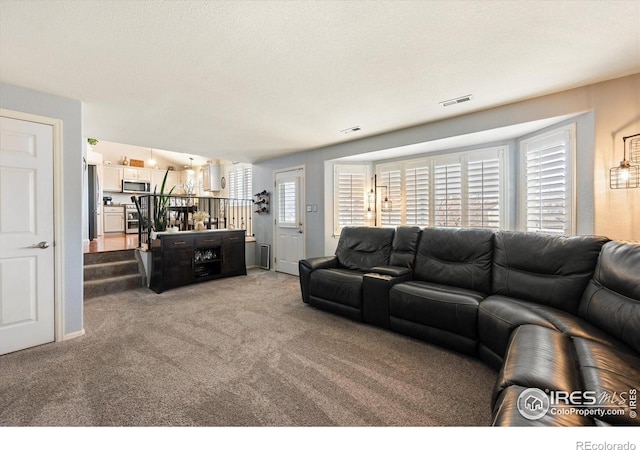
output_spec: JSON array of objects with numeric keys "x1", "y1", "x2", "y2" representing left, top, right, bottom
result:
[{"x1": 132, "y1": 194, "x2": 254, "y2": 248}]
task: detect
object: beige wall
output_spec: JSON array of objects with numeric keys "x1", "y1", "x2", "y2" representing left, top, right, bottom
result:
[{"x1": 590, "y1": 75, "x2": 640, "y2": 240}]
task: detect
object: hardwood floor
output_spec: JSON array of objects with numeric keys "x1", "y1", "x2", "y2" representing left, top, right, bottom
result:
[{"x1": 83, "y1": 233, "x2": 139, "y2": 254}]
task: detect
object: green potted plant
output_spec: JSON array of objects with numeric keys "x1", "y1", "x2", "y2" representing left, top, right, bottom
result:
[{"x1": 152, "y1": 169, "x2": 175, "y2": 235}]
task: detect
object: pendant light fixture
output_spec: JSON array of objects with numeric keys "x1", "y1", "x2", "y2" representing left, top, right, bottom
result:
[
  {"x1": 610, "y1": 133, "x2": 640, "y2": 189},
  {"x1": 148, "y1": 148, "x2": 156, "y2": 167},
  {"x1": 187, "y1": 157, "x2": 194, "y2": 175}
]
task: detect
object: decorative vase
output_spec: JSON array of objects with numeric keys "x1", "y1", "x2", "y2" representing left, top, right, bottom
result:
[{"x1": 195, "y1": 220, "x2": 205, "y2": 231}]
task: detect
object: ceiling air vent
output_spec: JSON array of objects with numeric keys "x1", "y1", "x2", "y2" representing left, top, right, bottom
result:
[
  {"x1": 440, "y1": 95, "x2": 473, "y2": 107},
  {"x1": 341, "y1": 126, "x2": 361, "y2": 134}
]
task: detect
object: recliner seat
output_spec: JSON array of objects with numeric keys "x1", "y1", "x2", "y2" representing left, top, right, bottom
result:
[
  {"x1": 389, "y1": 227, "x2": 494, "y2": 355},
  {"x1": 299, "y1": 226, "x2": 420, "y2": 322}
]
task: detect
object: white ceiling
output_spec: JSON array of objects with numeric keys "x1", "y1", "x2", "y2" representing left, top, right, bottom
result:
[{"x1": 1, "y1": 1, "x2": 639, "y2": 163}]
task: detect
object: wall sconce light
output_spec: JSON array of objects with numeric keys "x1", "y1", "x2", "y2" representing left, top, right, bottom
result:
[
  {"x1": 369, "y1": 174, "x2": 392, "y2": 226},
  {"x1": 610, "y1": 133, "x2": 640, "y2": 189},
  {"x1": 367, "y1": 179, "x2": 375, "y2": 220},
  {"x1": 380, "y1": 192, "x2": 392, "y2": 213}
]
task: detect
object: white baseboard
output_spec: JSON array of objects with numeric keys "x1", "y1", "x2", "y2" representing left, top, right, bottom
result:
[{"x1": 64, "y1": 329, "x2": 85, "y2": 341}]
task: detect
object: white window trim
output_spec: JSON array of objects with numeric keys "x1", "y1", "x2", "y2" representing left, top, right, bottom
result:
[{"x1": 519, "y1": 123, "x2": 576, "y2": 235}]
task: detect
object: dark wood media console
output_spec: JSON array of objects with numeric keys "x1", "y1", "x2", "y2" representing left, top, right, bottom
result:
[{"x1": 149, "y1": 229, "x2": 246, "y2": 293}]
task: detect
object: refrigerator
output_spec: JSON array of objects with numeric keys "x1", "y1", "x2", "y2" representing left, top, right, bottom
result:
[{"x1": 88, "y1": 164, "x2": 100, "y2": 240}]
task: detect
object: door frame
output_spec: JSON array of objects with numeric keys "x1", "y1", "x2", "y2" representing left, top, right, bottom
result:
[
  {"x1": 272, "y1": 165, "x2": 306, "y2": 273},
  {"x1": 1, "y1": 108, "x2": 66, "y2": 343}
]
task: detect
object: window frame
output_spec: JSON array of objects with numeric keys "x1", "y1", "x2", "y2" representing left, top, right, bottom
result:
[
  {"x1": 276, "y1": 176, "x2": 300, "y2": 228},
  {"x1": 518, "y1": 123, "x2": 576, "y2": 235},
  {"x1": 376, "y1": 145, "x2": 508, "y2": 230},
  {"x1": 228, "y1": 165, "x2": 252, "y2": 200},
  {"x1": 333, "y1": 164, "x2": 370, "y2": 235}
]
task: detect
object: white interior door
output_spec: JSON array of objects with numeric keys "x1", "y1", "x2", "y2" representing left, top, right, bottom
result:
[
  {"x1": 0, "y1": 116, "x2": 55, "y2": 355},
  {"x1": 274, "y1": 168, "x2": 304, "y2": 276}
]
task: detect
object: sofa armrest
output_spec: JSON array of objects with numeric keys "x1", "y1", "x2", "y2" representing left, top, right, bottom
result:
[
  {"x1": 300, "y1": 256, "x2": 339, "y2": 271},
  {"x1": 299, "y1": 256, "x2": 339, "y2": 303},
  {"x1": 363, "y1": 270, "x2": 412, "y2": 328},
  {"x1": 369, "y1": 265, "x2": 411, "y2": 277}
]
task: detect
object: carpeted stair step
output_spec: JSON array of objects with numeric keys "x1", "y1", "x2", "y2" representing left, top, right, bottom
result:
[
  {"x1": 84, "y1": 259, "x2": 140, "y2": 281},
  {"x1": 83, "y1": 249, "x2": 146, "y2": 299},
  {"x1": 84, "y1": 249, "x2": 136, "y2": 265},
  {"x1": 84, "y1": 274, "x2": 145, "y2": 299}
]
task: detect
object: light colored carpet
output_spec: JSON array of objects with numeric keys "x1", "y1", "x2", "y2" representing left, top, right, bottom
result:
[{"x1": 0, "y1": 268, "x2": 496, "y2": 426}]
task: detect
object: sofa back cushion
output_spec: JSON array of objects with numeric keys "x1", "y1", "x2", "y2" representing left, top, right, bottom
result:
[
  {"x1": 335, "y1": 227, "x2": 395, "y2": 271},
  {"x1": 492, "y1": 231, "x2": 608, "y2": 314},
  {"x1": 579, "y1": 240, "x2": 640, "y2": 354},
  {"x1": 413, "y1": 227, "x2": 494, "y2": 293},
  {"x1": 390, "y1": 226, "x2": 422, "y2": 268}
]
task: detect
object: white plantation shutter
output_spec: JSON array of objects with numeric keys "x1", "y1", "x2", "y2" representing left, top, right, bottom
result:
[
  {"x1": 379, "y1": 168, "x2": 402, "y2": 226},
  {"x1": 229, "y1": 166, "x2": 252, "y2": 199},
  {"x1": 375, "y1": 146, "x2": 506, "y2": 230},
  {"x1": 278, "y1": 178, "x2": 298, "y2": 226},
  {"x1": 405, "y1": 165, "x2": 429, "y2": 226},
  {"x1": 520, "y1": 125, "x2": 575, "y2": 235},
  {"x1": 434, "y1": 161, "x2": 462, "y2": 227},
  {"x1": 334, "y1": 165, "x2": 368, "y2": 234},
  {"x1": 467, "y1": 157, "x2": 501, "y2": 230}
]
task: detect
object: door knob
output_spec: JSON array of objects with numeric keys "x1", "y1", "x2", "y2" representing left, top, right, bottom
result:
[{"x1": 30, "y1": 241, "x2": 50, "y2": 249}]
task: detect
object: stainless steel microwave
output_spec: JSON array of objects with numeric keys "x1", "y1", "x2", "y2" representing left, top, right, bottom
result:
[{"x1": 122, "y1": 179, "x2": 151, "y2": 193}]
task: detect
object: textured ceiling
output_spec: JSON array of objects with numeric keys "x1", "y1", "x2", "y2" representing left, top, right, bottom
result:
[{"x1": 1, "y1": 1, "x2": 639, "y2": 163}]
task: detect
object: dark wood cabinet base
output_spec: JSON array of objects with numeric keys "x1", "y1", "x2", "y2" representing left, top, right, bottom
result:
[{"x1": 149, "y1": 229, "x2": 246, "y2": 293}]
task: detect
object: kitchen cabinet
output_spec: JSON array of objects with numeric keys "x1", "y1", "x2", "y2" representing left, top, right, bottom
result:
[
  {"x1": 103, "y1": 166, "x2": 123, "y2": 192},
  {"x1": 103, "y1": 206, "x2": 125, "y2": 233},
  {"x1": 123, "y1": 167, "x2": 151, "y2": 182},
  {"x1": 149, "y1": 229, "x2": 246, "y2": 293},
  {"x1": 137, "y1": 169, "x2": 152, "y2": 182},
  {"x1": 123, "y1": 167, "x2": 137, "y2": 180},
  {"x1": 151, "y1": 169, "x2": 179, "y2": 193},
  {"x1": 202, "y1": 163, "x2": 220, "y2": 191}
]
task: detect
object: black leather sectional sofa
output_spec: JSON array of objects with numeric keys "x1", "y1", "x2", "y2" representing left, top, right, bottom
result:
[{"x1": 299, "y1": 226, "x2": 640, "y2": 426}]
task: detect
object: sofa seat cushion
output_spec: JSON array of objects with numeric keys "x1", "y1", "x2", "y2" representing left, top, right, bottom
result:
[
  {"x1": 492, "y1": 325, "x2": 582, "y2": 407},
  {"x1": 390, "y1": 281, "x2": 484, "y2": 340},
  {"x1": 478, "y1": 296, "x2": 624, "y2": 364},
  {"x1": 492, "y1": 385, "x2": 594, "y2": 426},
  {"x1": 572, "y1": 337, "x2": 640, "y2": 426},
  {"x1": 309, "y1": 268, "x2": 365, "y2": 309},
  {"x1": 479, "y1": 296, "x2": 556, "y2": 363}
]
